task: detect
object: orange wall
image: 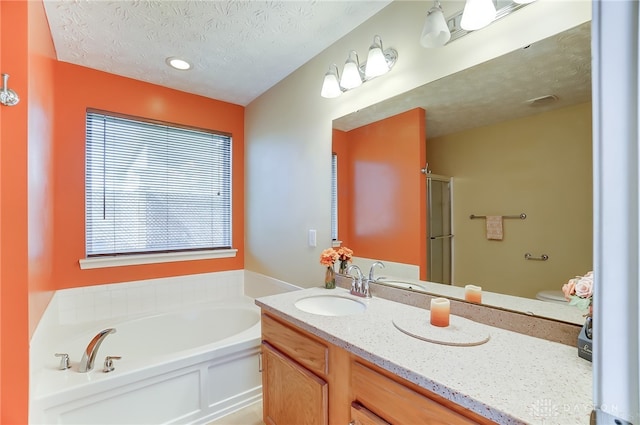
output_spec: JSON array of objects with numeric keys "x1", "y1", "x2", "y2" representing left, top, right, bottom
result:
[
  {"x1": 1, "y1": 1, "x2": 30, "y2": 423},
  {"x1": 334, "y1": 109, "x2": 426, "y2": 277},
  {"x1": 53, "y1": 62, "x2": 246, "y2": 289},
  {"x1": 28, "y1": 0, "x2": 57, "y2": 336},
  {"x1": 332, "y1": 128, "x2": 351, "y2": 246}
]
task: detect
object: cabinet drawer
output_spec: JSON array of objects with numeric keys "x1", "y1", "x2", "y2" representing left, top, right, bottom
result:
[
  {"x1": 262, "y1": 313, "x2": 328, "y2": 376},
  {"x1": 352, "y1": 361, "x2": 481, "y2": 425},
  {"x1": 351, "y1": 402, "x2": 390, "y2": 425}
]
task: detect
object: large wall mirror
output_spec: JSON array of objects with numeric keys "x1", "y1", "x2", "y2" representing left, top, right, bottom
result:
[{"x1": 332, "y1": 21, "x2": 592, "y2": 325}]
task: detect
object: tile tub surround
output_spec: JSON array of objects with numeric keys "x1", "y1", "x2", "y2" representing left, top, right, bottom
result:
[
  {"x1": 336, "y1": 275, "x2": 582, "y2": 346},
  {"x1": 255, "y1": 287, "x2": 592, "y2": 425}
]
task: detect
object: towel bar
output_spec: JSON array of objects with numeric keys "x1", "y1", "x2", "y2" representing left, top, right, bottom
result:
[
  {"x1": 469, "y1": 213, "x2": 526, "y2": 220},
  {"x1": 524, "y1": 253, "x2": 549, "y2": 261}
]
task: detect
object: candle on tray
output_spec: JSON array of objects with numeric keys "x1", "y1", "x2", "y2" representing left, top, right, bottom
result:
[
  {"x1": 430, "y1": 298, "x2": 450, "y2": 327},
  {"x1": 465, "y1": 285, "x2": 482, "y2": 304}
]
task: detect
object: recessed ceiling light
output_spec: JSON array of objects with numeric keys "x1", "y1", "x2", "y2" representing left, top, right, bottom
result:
[{"x1": 166, "y1": 57, "x2": 191, "y2": 71}]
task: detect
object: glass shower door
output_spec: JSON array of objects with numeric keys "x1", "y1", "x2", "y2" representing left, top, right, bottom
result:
[{"x1": 427, "y1": 176, "x2": 452, "y2": 284}]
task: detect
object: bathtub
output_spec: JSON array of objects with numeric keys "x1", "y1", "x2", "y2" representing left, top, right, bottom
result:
[{"x1": 31, "y1": 296, "x2": 262, "y2": 425}]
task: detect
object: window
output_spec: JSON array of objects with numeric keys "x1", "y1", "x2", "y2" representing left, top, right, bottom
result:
[
  {"x1": 85, "y1": 110, "x2": 232, "y2": 257},
  {"x1": 331, "y1": 153, "x2": 338, "y2": 241}
]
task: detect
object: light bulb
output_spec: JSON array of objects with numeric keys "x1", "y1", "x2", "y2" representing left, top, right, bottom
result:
[{"x1": 460, "y1": 0, "x2": 496, "y2": 31}]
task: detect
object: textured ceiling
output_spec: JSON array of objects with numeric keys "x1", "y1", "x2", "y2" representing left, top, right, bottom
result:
[
  {"x1": 333, "y1": 21, "x2": 592, "y2": 137},
  {"x1": 43, "y1": 0, "x2": 393, "y2": 106},
  {"x1": 43, "y1": 1, "x2": 591, "y2": 135}
]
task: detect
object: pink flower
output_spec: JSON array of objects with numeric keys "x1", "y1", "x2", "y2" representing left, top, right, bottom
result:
[
  {"x1": 562, "y1": 278, "x2": 577, "y2": 300},
  {"x1": 574, "y1": 274, "x2": 594, "y2": 298}
]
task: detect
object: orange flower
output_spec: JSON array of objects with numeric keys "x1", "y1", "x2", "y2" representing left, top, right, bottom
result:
[
  {"x1": 336, "y1": 246, "x2": 353, "y2": 262},
  {"x1": 320, "y1": 248, "x2": 339, "y2": 267}
]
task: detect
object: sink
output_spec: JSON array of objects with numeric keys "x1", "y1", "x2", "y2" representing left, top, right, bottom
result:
[{"x1": 294, "y1": 295, "x2": 367, "y2": 316}]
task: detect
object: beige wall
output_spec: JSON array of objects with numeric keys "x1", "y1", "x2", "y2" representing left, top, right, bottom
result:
[
  {"x1": 428, "y1": 103, "x2": 593, "y2": 298},
  {"x1": 245, "y1": 1, "x2": 592, "y2": 287}
]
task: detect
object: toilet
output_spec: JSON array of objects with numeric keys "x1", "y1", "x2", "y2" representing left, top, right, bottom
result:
[{"x1": 535, "y1": 289, "x2": 567, "y2": 305}]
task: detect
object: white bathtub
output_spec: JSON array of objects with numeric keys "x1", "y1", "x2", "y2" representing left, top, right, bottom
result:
[{"x1": 31, "y1": 297, "x2": 262, "y2": 425}]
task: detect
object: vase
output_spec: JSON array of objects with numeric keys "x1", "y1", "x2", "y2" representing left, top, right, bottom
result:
[
  {"x1": 577, "y1": 315, "x2": 592, "y2": 362},
  {"x1": 339, "y1": 260, "x2": 349, "y2": 275},
  {"x1": 324, "y1": 266, "x2": 336, "y2": 289}
]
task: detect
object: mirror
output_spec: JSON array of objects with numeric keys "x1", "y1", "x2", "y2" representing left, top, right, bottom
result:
[{"x1": 332, "y1": 22, "x2": 592, "y2": 325}]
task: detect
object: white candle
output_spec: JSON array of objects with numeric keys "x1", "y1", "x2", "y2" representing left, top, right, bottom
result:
[
  {"x1": 465, "y1": 285, "x2": 482, "y2": 304},
  {"x1": 430, "y1": 297, "x2": 450, "y2": 327}
]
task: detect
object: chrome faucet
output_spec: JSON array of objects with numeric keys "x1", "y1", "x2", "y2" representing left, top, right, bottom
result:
[
  {"x1": 368, "y1": 261, "x2": 385, "y2": 282},
  {"x1": 78, "y1": 328, "x2": 116, "y2": 372},
  {"x1": 346, "y1": 264, "x2": 371, "y2": 298}
]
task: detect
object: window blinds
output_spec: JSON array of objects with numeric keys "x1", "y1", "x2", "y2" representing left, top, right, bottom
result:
[
  {"x1": 85, "y1": 111, "x2": 232, "y2": 256},
  {"x1": 331, "y1": 153, "x2": 338, "y2": 240}
]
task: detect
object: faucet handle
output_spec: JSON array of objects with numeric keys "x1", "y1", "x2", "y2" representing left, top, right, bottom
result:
[
  {"x1": 54, "y1": 353, "x2": 71, "y2": 370},
  {"x1": 103, "y1": 356, "x2": 122, "y2": 373}
]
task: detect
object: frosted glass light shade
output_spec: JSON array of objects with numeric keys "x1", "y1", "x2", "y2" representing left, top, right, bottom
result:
[
  {"x1": 320, "y1": 69, "x2": 342, "y2": 98},
  {"x1": 420, "y1": 6, "x2": 451, "y2": 48},
  {"x1": 340, "y1": 57, "x2": 362, "y2": 89},
  {"x1": 365, "y1": 46, "x2": 388, "y2": 78},
  {"x1": 460, "y1": 0, "x2": 496, "y2": 31},
  {"x1": 513, "y1": 0, "x2": 536, "y2": 3}
]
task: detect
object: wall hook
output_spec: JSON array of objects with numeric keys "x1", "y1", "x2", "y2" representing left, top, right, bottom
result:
[{"x1": 0, "y1": 74, "x2": 20, "y2": 106}]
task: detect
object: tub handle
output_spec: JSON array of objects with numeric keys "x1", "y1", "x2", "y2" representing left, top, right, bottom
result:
[
  {"x1": 54, "y1": 353, "x2": 71, "y2": 370},
  {"x1": 103, "y1": 355, "x2": 122, "y2": 373}
]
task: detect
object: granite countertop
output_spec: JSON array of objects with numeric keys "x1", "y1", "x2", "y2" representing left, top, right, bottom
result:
[{"x1": 255, "y1": 286, "x2": 593, "y2": 425}]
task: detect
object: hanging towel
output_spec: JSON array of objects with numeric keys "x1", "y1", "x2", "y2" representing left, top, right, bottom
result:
[{"x1": 486, "y1": 216, "x2": 503, "y2": 240}]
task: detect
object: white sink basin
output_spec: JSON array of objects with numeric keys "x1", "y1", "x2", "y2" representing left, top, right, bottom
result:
[{"x1": 294, "y1": 295, "x2": 367, "y2": 316}]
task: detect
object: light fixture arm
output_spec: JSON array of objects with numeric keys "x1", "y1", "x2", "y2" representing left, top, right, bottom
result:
[{"x1": 0, "y1": 73, "x2": 20, "y2": 107}]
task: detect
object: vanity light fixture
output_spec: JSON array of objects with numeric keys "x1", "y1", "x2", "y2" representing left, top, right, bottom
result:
[
  {"x1": 460, "y1": 0, "x2": 497, "y2": 31},
  {"x1": 321, "y1": 64, "x2": 342, "y2": 99},
  {"x1": 420, "y1": 1, "x2": 451, "y2": 48},
  {"x1": 340, "y1": 50, "x2": 363, "y2": 90},
  {"x1": 320, "y1": 35, "x2": 398, "y2": 99},
  {"x1": 166, "y1": 57, "x2": 192, "y2": 71},
  {"x1": 365, "y1": 35, "x2": 391, "y2": 78}
]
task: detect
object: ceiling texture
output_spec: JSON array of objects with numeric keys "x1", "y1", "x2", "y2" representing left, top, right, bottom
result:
[
  {"x1": 43, "y1": 1, "x2": 591, "y2": 136},
  {"x1": 333, "y1": 21, "x2": 592, "y2": 136},
  {"x1": 43, "y1": 0, "x2": 392, "y2": 106}
]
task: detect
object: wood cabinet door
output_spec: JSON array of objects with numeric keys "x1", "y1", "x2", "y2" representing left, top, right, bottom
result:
[{"x1": 262, "y1": 342, "x2": 328, "y2": 425}]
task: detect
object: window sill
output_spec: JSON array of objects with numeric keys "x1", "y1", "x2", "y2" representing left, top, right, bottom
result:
[{"x1": 79, "y1": 249, "x2": 238, "y2": 270}]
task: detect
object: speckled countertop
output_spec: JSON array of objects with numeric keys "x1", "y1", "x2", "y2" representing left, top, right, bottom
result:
[{"x1": 255, "y1": 287, "x2": 593, "y2": 425}]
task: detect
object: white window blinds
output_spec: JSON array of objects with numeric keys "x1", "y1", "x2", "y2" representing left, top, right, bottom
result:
[
  {"x1": 331, "y1": 153, "x2": 338, "y2": 240},
  {"x1": 85, "y1": 111, "x2": 232, "y2": 256}
]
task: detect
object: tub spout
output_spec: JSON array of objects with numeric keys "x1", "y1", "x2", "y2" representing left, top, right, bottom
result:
[{"x1": 78, "y1": 328, "x2": 116, "y2": 372}]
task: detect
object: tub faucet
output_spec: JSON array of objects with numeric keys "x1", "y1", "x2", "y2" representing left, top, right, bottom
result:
[{"x1": 78, "y1": 328, "x2": 116, "y2": 373}]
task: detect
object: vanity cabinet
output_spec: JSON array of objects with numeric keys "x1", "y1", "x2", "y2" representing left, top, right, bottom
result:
[
  {"x1": 260, "y1": 311, "x2": 495, "y2": 425},
  {"x1": 261, "y1": 313, "x2": 337, "y2": 425}
]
